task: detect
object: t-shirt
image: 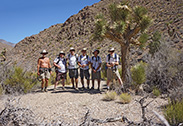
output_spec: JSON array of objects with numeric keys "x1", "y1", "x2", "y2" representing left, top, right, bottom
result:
[
  {"x1": 106, "y1": 53, "x2": 119, "y2": 69},
  {"x1": 91, "y1": 56, "x2": 102, "y2": 72},
  {"x1": 67, "y1": 53, "x2": 78, "y2": 69},
  {"x1": 54, "y1": 57, "x2": 66, "y2": 73},
  {"x1": 78, "y1": 55, "x2": 90, "y2": 70}
]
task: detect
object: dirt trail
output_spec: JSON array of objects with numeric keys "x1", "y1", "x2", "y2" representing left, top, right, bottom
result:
[{"x1": 0, "y1": 80, "x2": 168, "y2": 125}]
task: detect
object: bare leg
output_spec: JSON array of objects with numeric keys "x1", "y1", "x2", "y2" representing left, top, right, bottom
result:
[
  {"x1": 98, "y1": 79, "x2": 101, "y2": 90},
  {"x1": 41, "y1": 79, "x2": 45, "y2": 89},
  {"x1": 75, "y1": 78, "x2": 78, "y2": 88},
  {"x1": 107, "y1": 80, "x2": 110, "y2": 90},
  {"x1": 71, "y1": 78, "x2": 75, "y2": 88},
  {"x1": 87, "y1": 79, "x2": 90, "y2": 88},
  {"x1": 92, "y1": 80, "x2": 95, "y2": 88},
  {"x1": 81, "y1": 78, "x2": 84, "y2": 87},
  {"x1": 54, "y1": 81, "x2": 59, "y2": 89},
  {"x1": 45, "y1": 78, "x2": 49, "y2": 88},
  {"x1": 62, "y1": 79, "x2": 65, "y2": 87}
]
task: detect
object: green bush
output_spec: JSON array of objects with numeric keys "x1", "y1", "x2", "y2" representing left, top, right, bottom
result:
[
  {"x1": 152, "y1": 87, "x2": 161, "y2": 97},
  {"x1": 131, "y1": 61, "x2": 146, "y2": 87},
  {"x1": 4, "y1": 67, "x2": 39, "y2": 94},
  {"x1": 103, "y1": 91, "x2": 117, "y2": 101},
  {"x1": 119, "y1": 93, "x2": 132, "y2": 104},
  {"x1": 164, "y1": 100, "x2": 183, "y2": 126}
]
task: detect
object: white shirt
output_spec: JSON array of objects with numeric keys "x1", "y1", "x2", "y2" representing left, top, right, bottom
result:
[
  {"x1": 106, "y1": 53, "x2": 119, "y2": 69},
  {"x1": 54, "y1": 57, "x2": 66, "y2": 73},
  {"x1": 78, "y1": 55, "x2": 90, "y2": 70},
  {"x1": 67, "y1": 53, "x2": 78, "y2": 69},
  {"x1": 91, "y1": 56, "x2": 102, "y2": 72}
]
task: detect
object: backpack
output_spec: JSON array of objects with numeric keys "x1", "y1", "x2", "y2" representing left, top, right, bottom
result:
[
  {"x1": 68, "y1": 53, "x2": 78, "y2": 68},
  {"x1": 55, "y1": 57, "x2": 67, "y2": 72},
  {"x1": 105, "y1": 53, "x2": 120, "y2": 70},
  {"x1": 80, "y1": 55, "x2": 89, "y2": 61},
  {"x1": 92, "y1": 56, "x2": 100, "y2": 62}
]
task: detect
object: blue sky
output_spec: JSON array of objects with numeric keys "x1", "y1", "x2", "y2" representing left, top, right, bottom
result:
[{"x1": 0, "y1": 0, "x2": 100, "y2": 43}]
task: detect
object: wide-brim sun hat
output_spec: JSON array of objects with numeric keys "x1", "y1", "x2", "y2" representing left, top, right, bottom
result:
[
  {"x1": 81, "y1": 48, "x2": 87, "y2": 51},
  {"x1": 108, "y1": 48, "x2": 115, "y2": 52},
  {"x1": 93, "y1": 49, "x2": 100, "y2": 54},
  {"x1": 40, "y1": 50, "x2": 48, "y2": 54},
  {"x1": 70, "y1": 47, "x2": 75, "y2": 51},
  {"x1": 59, "y1": 51, "x2": 65, "y2": 55}
]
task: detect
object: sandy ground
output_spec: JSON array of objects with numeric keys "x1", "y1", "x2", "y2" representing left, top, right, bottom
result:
[{"x1": 0, "y1": 80, "x2": 168, "y2": 125}]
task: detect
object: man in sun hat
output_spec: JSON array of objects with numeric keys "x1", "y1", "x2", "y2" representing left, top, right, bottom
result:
[
  {"x1": 67, "y1": 47, "x2": 79, "y2": 90},
  {"x1": 37, "y1": 50, "x2": 52, "y2": 92},
  {"x1": 53, "y1": 51, "x2": 67, "y2": 91},
  {"x1": 90, "y1": 49, "x2": 102, "y2": 91},
  {"x1": 106, "y1": 48, "x2": 123, "y2": 90},
  {"x1": 78, "y1": 48, "x2": 91, "y2": 90}
]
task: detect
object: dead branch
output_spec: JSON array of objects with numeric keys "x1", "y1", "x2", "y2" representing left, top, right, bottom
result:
[{"x1": 153, "y1": 110, "x2": 170, "y2": 126}]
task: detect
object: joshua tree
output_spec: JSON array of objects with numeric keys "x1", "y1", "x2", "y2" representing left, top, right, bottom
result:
[{"x1": 93, "y1": 2, "x2": 151, "y2": 84}]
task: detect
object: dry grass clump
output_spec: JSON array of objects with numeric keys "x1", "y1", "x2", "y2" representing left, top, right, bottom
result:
[
  {"x1": 119, "y1": 93, "x2": 132, "y2": 104},
  {"x1": 103, "y1": 91, "x2": 117, "y2": 101},
  {"x1": 164, "y1": 99, "x2": 183, "y2": 126}
]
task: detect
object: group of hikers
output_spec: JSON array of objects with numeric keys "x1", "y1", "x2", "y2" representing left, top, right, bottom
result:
[{"x1": 37, "y1": 47, "x2": 123, "y2": 92}]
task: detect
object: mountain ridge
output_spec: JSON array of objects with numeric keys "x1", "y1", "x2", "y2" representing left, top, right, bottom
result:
[{"x1": 3, "y1": 0, "x2": 183, "y2": 71}]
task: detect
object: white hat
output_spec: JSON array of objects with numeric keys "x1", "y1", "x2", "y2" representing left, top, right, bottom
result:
[
  {"x1": 59, "y1": 51, "x2": 65, "y2": 55},
  {"x1": 109, "y1": 48, "x2": 115, "y2": 52},
  {"x1": 40, "y1": 50, "x2": 48, "y2": 54},
  {"x1": 82, "y1": 48, "x2": 87, "y2": 51},
  {"x1": 70, "y1": 47, "x2": 75, "y2": 51}
]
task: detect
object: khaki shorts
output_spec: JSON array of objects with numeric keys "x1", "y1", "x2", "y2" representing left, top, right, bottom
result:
[
  {"x1": 92, "y1": 71, "x2": 101, "y2": 80},
  {"x1": 40, "y1": 69, "x2": 50, "y2": 79},
  {"x1": 107, "y1": 68, "x2": 121, "y2": 81}
]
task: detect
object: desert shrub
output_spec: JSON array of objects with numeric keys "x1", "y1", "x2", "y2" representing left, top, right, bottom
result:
[
  {"x1": 4, "y1": 66, "x2": 39, "y2": 94},
  {"x1": 152, "y1": 87, "x2": 161, "y2": 97},
  {"x1": 131, "y1": 61, "x2": 146, "y2": 87},
  {"x1": 149, "y1": 31, "x2": 161, "y2": 55},
  {"x1": 164, "y1": 100, "x2": 183, "y2": 126},
  {"x1": 146, "y1": 40, "x2": 183, "y2": 93},
  {"x1": 103, "y1": 91, "x2": 117, "y2": 101},
  {"x1": 119, "y1": 93, "x2": 131, "y2": 104}
]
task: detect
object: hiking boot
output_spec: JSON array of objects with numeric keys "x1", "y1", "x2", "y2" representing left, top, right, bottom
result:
[
  {"x1": 91, "y1": 87, "x2": 94, "y2": 90},
  {"x1": 107, "y1": 86, "x2": 110, "y2": 90},
  {"x1": 81, "y1": 86, "x2": 85, "y2": 90},
  {"x1": 41, "y1": 88, "x2": 44, "y2": 92},
  {"x1": 44, "y1": 88, "x2": 48, "y2": 92},
  {"x1": 97, "y1": 87, "x2": 100, "y2": 91},
  {"x1": 62, "y1": 87, "x2": 66, "y2": 90}
]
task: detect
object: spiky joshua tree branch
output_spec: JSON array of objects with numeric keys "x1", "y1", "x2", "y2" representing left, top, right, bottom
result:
[{"x1": 93, "y1": 2, "x2": 151, "y2": 85}]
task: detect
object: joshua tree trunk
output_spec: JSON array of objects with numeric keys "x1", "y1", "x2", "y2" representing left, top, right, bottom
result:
[{"x1": 121, "y1": 40, "x2": 131, "y2": 85}]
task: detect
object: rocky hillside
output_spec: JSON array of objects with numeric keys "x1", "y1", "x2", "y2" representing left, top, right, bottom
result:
[
  {"x1": 0, "y1": 39, "x2": 14, "y2": 52},
  {"x1": 4, "y1": 0, "x2": 183, "y2": 71}
]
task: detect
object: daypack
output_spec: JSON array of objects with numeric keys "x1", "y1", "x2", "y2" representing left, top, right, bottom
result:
[
  {"x1": 91, "y1": 56, "x2": 100, "y2": 62},
  {"x1": 105, "y1": 53, "x2": 120, "y2": 70},
  {"x1": 68, "y1": 53, "x2": 78, "y2": 68},
  {"x1": 79, "y1": 55, "x2": 89, "y2": 61},
  {"x1": 55, "y1": 57, "x2": 67, "y2": 72}
]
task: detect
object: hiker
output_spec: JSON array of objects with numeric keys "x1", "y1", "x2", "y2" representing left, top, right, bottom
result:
[
  {"x1": 53, "y1": 51, "x2": 67, "y2": 90},
  {"x1": 78, "y1": 48, "x2": 91, "y2": 89},
  {"x1": 91, "y1": 49, "x2": 102, "y2": 91},
  {"x1": 106, "y1": 48, "x2": 123, "y2": 90},
  {"x1": 67, "y1": 47, "x2": 79, "y2": 90},
  {"x1": 37, "y1": 50, "x2": 52, "y2": 92}
]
